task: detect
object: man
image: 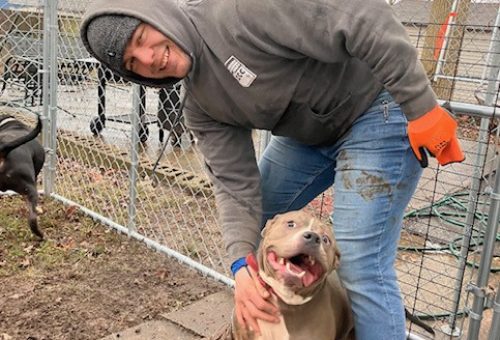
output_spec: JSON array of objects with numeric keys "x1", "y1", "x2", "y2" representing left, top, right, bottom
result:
[{"x1": 80, "y1": 0, "x2": 464, "y2": 338}]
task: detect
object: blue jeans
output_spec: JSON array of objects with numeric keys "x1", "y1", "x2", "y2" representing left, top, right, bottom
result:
[{"x1": 258, "y1": 90, "x2": 423, "y2": 340}]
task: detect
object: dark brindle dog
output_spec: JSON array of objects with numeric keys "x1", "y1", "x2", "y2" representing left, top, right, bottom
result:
[{"x1": 0, "y1": 115, "x2": 45, "y2": 238}]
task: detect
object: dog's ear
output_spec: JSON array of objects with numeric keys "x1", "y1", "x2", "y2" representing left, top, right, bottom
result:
[
  {"x1": 260, "y1": 226, "x2": 268, "y2": 237},
  {"x1": 261, "y1": 214, "x2": 279, "y2": 237},
  {"x1": 332, "y1": 247, "x2": 341, "y2": 270}
]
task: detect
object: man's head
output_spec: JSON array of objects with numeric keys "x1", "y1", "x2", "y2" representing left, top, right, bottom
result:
[
  {"x1": 86, "y1": 15, "x2": 140, "y2": 77},
  {"x1": 122, "y1": 22, "x2": 192, "y2": 79},
  {"x1": 84, "y1": 15, "x2": 192, "y2": 80}
]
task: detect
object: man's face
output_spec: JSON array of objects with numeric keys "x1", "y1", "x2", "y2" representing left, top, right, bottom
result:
[{"x1": 123, "y1": 23, "x2": 192, "y2": 79}]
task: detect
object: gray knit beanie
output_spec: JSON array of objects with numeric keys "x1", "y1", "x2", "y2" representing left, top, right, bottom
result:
[{"x1": 86, "y1": 15, "x2": 141, "y2": 74}]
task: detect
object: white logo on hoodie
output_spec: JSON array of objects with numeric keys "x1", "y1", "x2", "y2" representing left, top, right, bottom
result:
[{"x1": 225, "y1": 56, "x2": 256, "y2": 87}]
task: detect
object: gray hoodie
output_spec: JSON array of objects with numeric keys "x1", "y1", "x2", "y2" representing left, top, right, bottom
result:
[{"x1": 81, "y1": 0, "x2": 437, "y2": 264}]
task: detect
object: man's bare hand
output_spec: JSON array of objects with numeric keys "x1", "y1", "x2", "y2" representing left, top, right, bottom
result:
[{"x1": 234, "y1": 265, "x2": 280, "y2": 334}]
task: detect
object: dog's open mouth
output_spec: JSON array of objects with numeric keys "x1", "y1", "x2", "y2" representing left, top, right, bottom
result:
[{"x1": 267, "y1": 251, "x2": 324, "y2": 288}]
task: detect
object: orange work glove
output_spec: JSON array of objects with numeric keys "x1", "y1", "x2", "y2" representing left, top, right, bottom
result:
[{"x1": 407, "y1": 105, "x2": 465, "y2": 168}]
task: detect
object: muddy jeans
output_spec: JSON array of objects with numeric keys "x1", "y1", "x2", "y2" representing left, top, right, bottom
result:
[{"x1": 258, "y1": 90, "x2": 423, "y2": 340}]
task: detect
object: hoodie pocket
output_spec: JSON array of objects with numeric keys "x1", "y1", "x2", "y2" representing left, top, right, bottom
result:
[{"x1": 272, "y1": 93, "x2": 353, "y2": 146}]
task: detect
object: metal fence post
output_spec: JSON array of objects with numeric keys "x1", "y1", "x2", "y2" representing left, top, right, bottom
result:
[
  {"x1": 48, "y1": 0, "x2": 58, "y2": 193},
  {"x1": 488, "y1": 284, "x2": 500, "y2": 340},
  {"x1": 127, "y1": 84, "x2": 142, "y2": 233},
  {"x1": 41, "y1": 0, "x2": 50, "y2": 195},
  {"x1": 41, "y1": 0, "x2": 58, "y2": 194},
  {"x1": 467, "y1": 152, "x2": 500, "y2": 340}
]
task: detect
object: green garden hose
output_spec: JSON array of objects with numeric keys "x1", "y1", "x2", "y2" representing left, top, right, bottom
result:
[{"x1": 401, "y1": 192, "x2": 499, "y2": 272}]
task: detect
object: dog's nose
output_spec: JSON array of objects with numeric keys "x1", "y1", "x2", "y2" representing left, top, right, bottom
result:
[{"x1": 303, "y1": 231, "x2": 320, "y2": 244}]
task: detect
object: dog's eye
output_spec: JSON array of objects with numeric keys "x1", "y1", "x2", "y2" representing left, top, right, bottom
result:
[
  {"x1": 322, "y1": 235, "x2": 331, "y2": 245},
  {"x1": 286, "y1": 220, "x2": 296, "y2": 228}
]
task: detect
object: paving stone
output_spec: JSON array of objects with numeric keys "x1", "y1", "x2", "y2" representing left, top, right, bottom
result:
[
  {"x1": 162, "y1": 289, "x2": 234, "y2": 338},
  {"x1": 99, "y1": 320, "x2": 201, "y2": 340}
]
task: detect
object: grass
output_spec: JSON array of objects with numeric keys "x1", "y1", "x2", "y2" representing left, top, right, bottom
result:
[
  {"x1": 0, "y1": 194, "x2": 117, "y2": 277},
  {"x1": 0, "y1": 193, "x2": 224, "y2": 340}
]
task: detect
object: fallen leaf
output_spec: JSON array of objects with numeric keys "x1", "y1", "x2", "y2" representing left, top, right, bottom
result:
[
  {"x1": 23, "y1": 245, "x2": 34, "y2": 254},
  {"x1": 19, "y1": 257, "x2": 31, "y2": 268},
  {"x1": 65, "y1": 205, "x2": 78, "y2": 219},
  {"x1": 57, "y1": 238, "x2": 76, "y2": 251},
  {"x1": 9, "y1": 293, "x2": 23, "y2": 300},
  {"x1": 155, "y1": 269, "x2": 169, "y2": 280}
]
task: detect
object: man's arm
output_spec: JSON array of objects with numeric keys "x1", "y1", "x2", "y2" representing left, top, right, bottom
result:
[
  {"x1": 183, "y1": 102, "x2": 280, "y2": 334},
  {"x1": 183, "y1": 104, "x2": 262, "y2": 263}
]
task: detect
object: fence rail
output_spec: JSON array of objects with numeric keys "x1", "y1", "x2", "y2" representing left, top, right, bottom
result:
[{"x1": 0, "y1": 0, "x2": 499, "y2": 339}]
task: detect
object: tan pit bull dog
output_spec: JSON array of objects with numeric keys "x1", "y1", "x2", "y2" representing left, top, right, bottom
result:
[{"x1": 213, "y1": 209, "x2": 355, "y2": 340}]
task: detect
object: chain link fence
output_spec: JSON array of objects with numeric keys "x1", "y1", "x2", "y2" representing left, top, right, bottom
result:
[
  {"x1": 0, "y1": 0, "x2": 498, "y2": 339},
  {"x1": 390, "y1": 2, "x2": 499, "y2": 339}
]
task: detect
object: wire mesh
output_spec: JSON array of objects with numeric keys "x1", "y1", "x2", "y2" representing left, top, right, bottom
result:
[
  {"x1": 393, "y1": 1, "x2": 498, "y2": 338},
  {"x1": 0, "y1": 0, "x2": 498, "y2": 339}
]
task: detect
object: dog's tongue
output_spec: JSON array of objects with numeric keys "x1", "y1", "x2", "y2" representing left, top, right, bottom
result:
[
  {"x1": 267, "y1": 252, "x2": 318, "y2": 287},
  {"x1": 301, "y1": 270, "x2": 318, "y2": 287}
]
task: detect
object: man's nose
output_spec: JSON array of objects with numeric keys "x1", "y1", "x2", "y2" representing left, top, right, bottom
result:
[{"x1": 134, "y1": 47, "x2": 154, "y2": 66}]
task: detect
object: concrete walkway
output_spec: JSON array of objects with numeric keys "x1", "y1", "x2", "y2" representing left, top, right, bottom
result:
[{"x1": 100, "y1": 290, "x2": 234, "y2": 340}]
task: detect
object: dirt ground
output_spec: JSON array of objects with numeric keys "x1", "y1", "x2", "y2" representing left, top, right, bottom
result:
[{"x1": 0, "y1": 194, "x2": 225, "y2": 340}]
